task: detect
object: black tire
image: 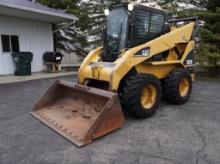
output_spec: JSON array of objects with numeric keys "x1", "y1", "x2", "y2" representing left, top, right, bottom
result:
[
  {"x1": 120, "y1": 74, "x2": 161, "y2": 119},
  {"x1": 163, "y1": 68, "x2": 192, "y2": 104}
]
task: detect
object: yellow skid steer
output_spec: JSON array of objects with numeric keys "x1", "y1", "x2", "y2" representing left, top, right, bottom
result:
[{"x1": 32, "y1": 3, "x2": 199, "y2": 146}]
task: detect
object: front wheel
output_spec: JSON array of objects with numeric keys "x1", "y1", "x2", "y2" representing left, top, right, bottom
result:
[{"x1": 120, "y1": 74, "x2": 162, "y2": 119}]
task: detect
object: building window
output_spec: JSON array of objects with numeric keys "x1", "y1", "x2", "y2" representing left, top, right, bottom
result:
[
  {"x1": 1, "y1": 35, "x2": 10, "y2": 52},
  {"x1": 1, "y1": 35, "x2": 20, "y2": 53},
  {"x1": 11, "y1": 36, "x2": 20, "y2": 52}
]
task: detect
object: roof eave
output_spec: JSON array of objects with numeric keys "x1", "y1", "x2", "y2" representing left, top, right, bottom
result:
[{"x1": 0, "y1": 2, "x2": 78, "y2": 22}]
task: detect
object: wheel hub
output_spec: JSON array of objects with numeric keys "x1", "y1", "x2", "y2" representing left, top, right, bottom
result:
[
  {"x1": 141, "y1": 84, "x2": 157, "y2": 109},
  {"x1": 179, "y1": 78, "x2": 190, "y2": 97}
]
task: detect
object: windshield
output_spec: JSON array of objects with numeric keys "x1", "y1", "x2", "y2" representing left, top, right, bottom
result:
[{"x1": 106, "y1": 8, "x2": 129, "y2": 55}]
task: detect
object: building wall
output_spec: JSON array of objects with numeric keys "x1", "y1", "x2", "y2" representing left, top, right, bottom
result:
[
  {"x1": 59, "y1": 50, "x2": 83, "y2": 65},
  {"x1": 0, "y1": 15, "x2": 53, "y2": 75}
]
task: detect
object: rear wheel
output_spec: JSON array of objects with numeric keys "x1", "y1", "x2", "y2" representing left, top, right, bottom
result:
[
  {"x1": 163, "y1": 68, "x2": 192, "y2": 104},
  {"x1": 120, "y1": 74, "x2": 161, "y2": 119}
]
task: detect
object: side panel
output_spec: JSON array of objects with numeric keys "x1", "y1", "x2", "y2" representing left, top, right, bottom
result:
[
  {"x1": 135, "y1": 41, "x2": 195, "y2": 80},
  {"x1": 135, "y1": 63, "x2": 183, "y2": 79}
]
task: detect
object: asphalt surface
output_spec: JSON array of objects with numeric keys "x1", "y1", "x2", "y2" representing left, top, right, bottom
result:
[{"x1": 0, "y1": 76, "x2": 220, "y2": 164}]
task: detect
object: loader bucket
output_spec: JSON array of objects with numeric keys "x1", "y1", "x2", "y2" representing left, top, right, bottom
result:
[{"x1": 31, "y1": 80, "x2": 125, "y2": 147}]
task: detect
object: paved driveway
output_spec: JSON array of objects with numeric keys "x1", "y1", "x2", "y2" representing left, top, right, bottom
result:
[{"x1": 0, "y1": 76, "x2": 220, "y2": 164}]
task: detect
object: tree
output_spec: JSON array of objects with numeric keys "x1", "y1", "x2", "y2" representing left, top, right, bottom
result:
[
  {"x1": 36, "y1": 0, "x2": 153, "y2": 56},
  {"x1": 158, "y1": 0, "x2": 220, "y2": 68},
  {"x1": 36, "y1": 0, "x2": 122, "y2": 56},
  {"x1": 76, "y1": 0, "x2": 150, "y2": 52},
  {"x1": 78, "y1": 0, "x2": 115, "y2": 51},
  {"x1": 35, "y1": 0, "x2": 90, "y2": 56},
  {"x1": 196, "y1": 0, "x2": 220, "y2": 67}
]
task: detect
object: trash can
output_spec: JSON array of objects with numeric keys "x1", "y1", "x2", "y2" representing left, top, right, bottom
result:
[{"x1": 12, "y1": 52, "x2": 33, "y2": 76}]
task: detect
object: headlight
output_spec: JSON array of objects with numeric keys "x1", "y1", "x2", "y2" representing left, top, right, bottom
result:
[
  {"x1": 128, "y1": 3, "x2": 134, "y2": 11},
  {"x1": 135, "y1": 48, "x2": 151, "y2": 57},
  {"x1": 104, "y1": 9, "x2": 110, "y2": 16}
]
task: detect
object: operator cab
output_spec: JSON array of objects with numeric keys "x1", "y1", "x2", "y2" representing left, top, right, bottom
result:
[{"x1": 103, "y1": 3, "x2": 170, "y2": 62}]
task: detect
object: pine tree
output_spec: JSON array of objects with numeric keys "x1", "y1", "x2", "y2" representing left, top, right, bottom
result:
[
  {"x1": 76, "y1": 0, "x2": 153, "y2": 51},
  {"x1": 196, "y1": 0, "x2": 220, "y2": 67},
  {"x1": 35, "y1": 0, "x2": 120, "y2": 56},
  {"x1": 158, "y1": 0, "x2": 220, "y2": 68},
  {"x1": 78, "y1": 0, "x2": 115, "y2": 51},
  {"x1": 36, "y1": 0, "x2": 89, "y2": 56},
  {"x1": 36, "y1": 0, "x2": 175, "y2": 57}
]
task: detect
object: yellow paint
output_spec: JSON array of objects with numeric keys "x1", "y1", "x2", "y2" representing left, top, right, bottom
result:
[
  {"x1": 167, "y1": 50, "x2": 179, "y2": 61},
  {"x1": 141, "y1": 84, "x2": 157, "y2": 109},
  {"x1": 179, "y1": 78, "x2": 190, "y2": 97},
  {"x1": 78, "y1": 22, "x2": 196, "y2": 91},
  {"x1": 181, "y1": 41, "x2": 195, "y2": 63},
  {"x1": 135, "y1": 63, "x2": 182, "y2": 79}
]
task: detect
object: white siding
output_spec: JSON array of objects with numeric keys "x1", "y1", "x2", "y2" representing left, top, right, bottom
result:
[
  {"x1": 59, "y1": 50, "x2": 83, "y2": 65},
  {"x1": 0, "y1": 15, "x2": 53, "y2": 75}
]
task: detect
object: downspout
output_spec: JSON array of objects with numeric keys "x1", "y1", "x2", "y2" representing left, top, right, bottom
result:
[{"x1": 52, "y1": 23, "x2": 57, "y2": 52}]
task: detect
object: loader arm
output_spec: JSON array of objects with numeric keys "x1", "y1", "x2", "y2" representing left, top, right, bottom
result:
[{"x1": 78, "y1": 22, "x2": 196, "y2": 91}]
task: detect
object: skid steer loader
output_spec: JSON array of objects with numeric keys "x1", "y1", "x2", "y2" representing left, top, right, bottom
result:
[{"x1": 32, "y1": 3, "x2": 199, "y2": 146}]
